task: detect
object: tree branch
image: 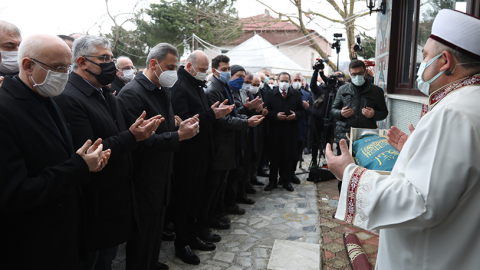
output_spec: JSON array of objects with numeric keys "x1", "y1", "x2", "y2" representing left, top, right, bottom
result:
[{"x1": 326, "y1": 0, "x2": 346, "y2": 18}]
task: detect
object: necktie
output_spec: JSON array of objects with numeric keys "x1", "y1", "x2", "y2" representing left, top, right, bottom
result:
[{"x1": 282, "y1": 91, "x2": 286, "y2": 99}]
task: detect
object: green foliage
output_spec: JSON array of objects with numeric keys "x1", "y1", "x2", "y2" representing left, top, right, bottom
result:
[
  {"x1": 107, "y1": 0, "x2": 243, "y2": 66},
  {"x1": 356, "y1": 32, "x2": 376, "y2": 60}
]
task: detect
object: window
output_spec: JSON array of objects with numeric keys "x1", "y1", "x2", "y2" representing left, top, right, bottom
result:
[{"x1": 388, "y1": 0, "x2": 476, "y2": 96}]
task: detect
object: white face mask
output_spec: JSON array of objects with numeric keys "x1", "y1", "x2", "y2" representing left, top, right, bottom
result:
[
  {"x1": 192, "y1": 66, "x2": 207, "y2": 81},
  {"x1": 274, "y1": 81, "x2": 278, "y2": 87},
  {"x1": 120, "y1": 69, "x2": 135, "y2": 82},
  {"x1": 259, "y1": 82, "x2": 264, "y2": 89},
  {"x1": 250, "y1": 86, "x2": 259, "y2": 94},
  {"x1": 279, "y1": 82, "x2": 289, "y2": 91},
  {"x1": 31, "y1": 61, "x2": 69, "y2": 97},
  {"x1": 292, "y1": 82, "x2": 302, "y2": 90},
  {"x1": 155, "y1": 60, "x2": 178, "y2": 87},
  {"x1": 0, "y1": 51, "x2": 20, "y2": 74},
  {"x1": 268, "y1": 83, "x2": 274, "y2": 88}
]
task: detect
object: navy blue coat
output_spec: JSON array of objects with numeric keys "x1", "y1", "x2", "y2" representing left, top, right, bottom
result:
[{"x1": 295, "y1": 87, "x2": 312, "y2": 141}]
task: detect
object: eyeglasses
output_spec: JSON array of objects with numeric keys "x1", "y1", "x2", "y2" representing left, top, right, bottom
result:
[
  {"x1": 30, "y1": 58, "x2": 69, "y2": 73},
  {"x1": 119, "y1": 66, "x2": 136, "y2": 71},
  {"x1": 83, "y1": 54, "x2": 116, "y2": 63},
  {"x1": 350, "y1": 71, "x2": 365, "y2": 76}
]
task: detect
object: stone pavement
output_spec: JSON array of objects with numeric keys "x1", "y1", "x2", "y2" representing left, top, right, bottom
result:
[
  {"x1": 317, "y1": 179, "x2": 379, "y2": 270},
  {"x1": 112, "y1": 155, "x2": 322, "y2": 270}
]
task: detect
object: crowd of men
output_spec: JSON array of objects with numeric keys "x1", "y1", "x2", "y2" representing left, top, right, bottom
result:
[{"x1": 0, "y1": 18, "x2": 389, "y2": 270}]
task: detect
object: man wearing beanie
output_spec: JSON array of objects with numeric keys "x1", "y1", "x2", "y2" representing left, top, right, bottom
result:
[{"x1": 327, "y1": 9, "x2": 480, "y2": 269}]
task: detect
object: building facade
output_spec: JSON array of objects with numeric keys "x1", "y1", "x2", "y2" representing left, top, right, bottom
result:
[{"x1": 375, "y1": 0, "x2": 480, "y2": 133}]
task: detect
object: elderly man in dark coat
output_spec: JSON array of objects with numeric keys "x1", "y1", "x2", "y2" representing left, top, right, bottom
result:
[
  {"x1": 264, "y1": 71, "x2": 306, "y2": 192},
  {"x1": 0, "y1": 34, "x2": 109, "y2": 270},
  {"x1": 170, "y1": 50, "x2": 233, "y2": 265},
  {"x1": 117, "y1": 43, "x2": 199, "y2": 270},
  {"x1": 54, "y1": 35, "x2": 161, "y2": 270}
]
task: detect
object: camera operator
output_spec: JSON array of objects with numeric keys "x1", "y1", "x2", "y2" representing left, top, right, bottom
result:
[{"x1": 308, "y1": 60, "x2": 344, "y2": 166}]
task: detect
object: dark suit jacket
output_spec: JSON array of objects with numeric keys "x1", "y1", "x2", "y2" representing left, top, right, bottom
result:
[
  {"x1": 54, "y1": 72, "x2": 138, "y2": 251},
  {"x1": 264, "y1": 87, "x2": 305, "y2": 159},
  {"x1": 0, "y1": 76, "x2": 91, "y2": 270},
  {"x1": 205, "y1": 75, "x2": 248, "y2": 170},
  {"x1": 111, "y1": 75, "x2": 126, "y2": 95},
  {"x1": 117, "y1": 73, "x2": 179, "y2": 212}
]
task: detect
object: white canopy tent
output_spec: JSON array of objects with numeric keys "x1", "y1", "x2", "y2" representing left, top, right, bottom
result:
[{"x1": 225, "y1": 34, "x2": 314, "y2": 78}]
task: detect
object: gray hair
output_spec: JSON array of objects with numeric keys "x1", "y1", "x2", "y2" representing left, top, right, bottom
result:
[
  {"x1": 186, "y1": 52, "x2": 197, "y2": 66},
  {"x1": 261, "y1": 67, "x2": 271, "y2": 73},
  {"x1": 115, "y1": 55, "x2": 131, "y2": 68},
  {"x1": 0, "y1": 20, "x2": 21, "y2": 36},
  {"x1": 292, "y1": 72, "x2": 302, "y2": 80},
  {"x1": 146, "y1": 43, "x2": 178, "y2": 68},
  {"x1": 253, "y1": 74, "x2": 261, "y2": 81},
  {"x1": 17, "y1": 36, "x2": 42, "y2": 67},
  {"x1": 434, "y1": 41, "x2": 480, "y2": 72},
  {"x1": 245, "y1": 71, "x2": 254, "y2": 80},
  {"x1": 71, "y1": 35, "x2": 111, "y2": 70}
]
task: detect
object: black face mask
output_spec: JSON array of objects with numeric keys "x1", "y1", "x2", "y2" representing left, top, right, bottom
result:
[{"x1": 85, "y1": 58, "x2": 116, "y2": 86}]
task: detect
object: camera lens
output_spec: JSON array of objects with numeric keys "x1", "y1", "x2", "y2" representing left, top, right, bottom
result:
[{"x1": 354, "y1": 45, "x2": 360, "y2": 51}]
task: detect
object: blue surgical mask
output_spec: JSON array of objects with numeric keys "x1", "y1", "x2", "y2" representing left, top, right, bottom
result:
[
  {"x1": 416, "y1": 53, "x2": 445, "y2": 96},
  {"x1": 241, "y1": 83, "x2": 251, "y2": 91},
  {"x1": 228, "y1": 77, "x2": 245, "y2": 92},
  {"x1": 215, "y1": 69, "x2": 231, "y2": 83},
  {"x1": 351, "y1": 75, "x2": 365, "y2": 86},
  {"x1": 265, "y1": 77, "x2": 270, "y2": 84}
]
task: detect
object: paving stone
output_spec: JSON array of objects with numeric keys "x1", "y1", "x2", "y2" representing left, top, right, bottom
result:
[
  {"x1": 236, "y1": 256, "x2": 252, "y2": 267},
  {"x1": 255, "y1": 258, "x2": 269, "y2": 269},
  {"x1": 254, "y1": 247, "x2": 268, "y2": 258},
  {"x1": 212, "y1": 251, "x2": 235, "y2": 263},
  {"x1": 302, "y1": 225, "x2": 317, "y2": 232},
  {"x1": 226, "y1": 266, "x2": 243, "y2": 270}
]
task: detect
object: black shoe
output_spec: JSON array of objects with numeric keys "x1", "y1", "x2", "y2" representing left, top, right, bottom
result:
[
  {"x1": 197, "y1": 228, "x2": 221, "y2": 243},
  {"x1": 216, "y1": 213, "x2": 231, "y2": 224},
  {"x1": 175, "y1": 245, "x2": 200, "y2": 265},
  {"x1": 157, "y1": 262, "x2": 169, "y2": 270},
  {"x1": 225, "y1": 205, "x2": 246, "y2": 215},
  {"x1": 236, "y1": 196, "x2": 255, "y2": 205},
  {"x1": 245, "y1": 186, "x2": 257, "y2": 194},
  {"x1": 189, "y1": 237, "x2": 216, "y2": 251},
  {"x1": 290, "y1": 175, "x2": 301, "y2": 184},
  {"x1": 283, "y1": 182, "x2": 294, "y2": 192},
  {"x1": 209, "y1": 219, "x2": 231, "y2": 230},
  {"x1": 257, "y1": 170, "x2": 270, "y2": 177},
  {"x1": 264, "y1": 181, "x2": 277, "y2": 191},
  {"x1": 162, "y1": 231, "x2": 175, "y2": 241},
  {"x1": 250, "y1": 178, "x2": 264, "y2": 186}
]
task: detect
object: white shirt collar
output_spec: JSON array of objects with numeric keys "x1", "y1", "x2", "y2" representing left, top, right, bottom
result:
[{"x1": 278, "y1": 87, "x2": 288, "y2": 95}]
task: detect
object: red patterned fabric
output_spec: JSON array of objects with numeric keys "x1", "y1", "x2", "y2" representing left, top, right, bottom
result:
[
  {"x1": 345, "y1": 167, "x2": 367, "y2": 224},
  {"x1": 344, "y1": 233, "x2": 374, "y2": 270}
]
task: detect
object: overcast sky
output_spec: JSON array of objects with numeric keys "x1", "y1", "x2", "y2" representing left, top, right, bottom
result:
[{"x1": 1, "y1": 0, "x2": 378, "y2": 62}]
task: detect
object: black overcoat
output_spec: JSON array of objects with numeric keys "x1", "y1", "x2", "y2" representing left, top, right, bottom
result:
[
  {"x1": 111, "y1": 75, "x2": 126, "y2": 95},
  {"x1": 117, "y1": 73, "x2": 179, "y2": 212},
  {"x1": 54, "y1": 72, "x2": 139, "y2": 251},
  {"x1": 0, "y1": 76, "x2": 91, "y2": 269},
  {"x1": 264, "y1": 88, "x2": 305, "y2": 160}
]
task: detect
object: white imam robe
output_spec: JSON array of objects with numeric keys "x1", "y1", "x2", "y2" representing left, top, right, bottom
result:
[{"x1": 335, "y1": 85, "x2": 480, "y2": 270}]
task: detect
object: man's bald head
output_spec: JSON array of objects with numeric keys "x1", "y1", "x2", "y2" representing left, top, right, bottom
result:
[
  {"x1": 257, "y1": 72, "x2": 266, "y2": 83},
  {"x1": 18, "y1": 34, "x2": 72, "y2": 91},
  {"x1": 0, "y1": 20, "x2": 21, "y2": 52},
  {"x1": 186, "y1": 50, "x2": 209, "y2": 77}
]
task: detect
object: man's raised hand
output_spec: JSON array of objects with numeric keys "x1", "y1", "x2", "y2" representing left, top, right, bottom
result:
[
  {"x1": 256, "y1": 102, "x2": 264, "y2": 113},
  {"x1": 129, "y1": 111, "x2": 163, "y2": 141},
  {"x1": 212, "y1": 100, "x2": 234, "y2": 119},
  {"x1": 178, "y1": 114, "x2": 200, "y2": 141},
  {"x1": 361, "y1": 107, "x2": 375, "y2": 119},
  {"x1": 76, "y1": 138, "x2": 111, "y2": 172},
  {"x1": 245, "y1": 96, "x2": 261, "y2": 109},
  {"x1": 174, "y1": 115, "x2": 182, "y2": 126},
  {"x1": 341, "y1": 106, "x2": 354, "y2": 118},
  {"x1": 387, "y1": 124, "x2": 415, "y2": 152},
  {"x1": 303, "y1": 101, "x2": 309, "y2": 111},
  {"x1": 248, "y1": 115, "x2": 264, "y2": 127},
  {"x1": 325, "y1": 139, "x2": 355, "y2": 180},
  {"x1": 262, "y1": 107, "x2": 268, "y2": 116},
  {"x1": 277, "y1": 112, "x2": 287, "y2": 121},
  {"x1": 286, "y1": 110, "x2": 296, "y2": 121}
]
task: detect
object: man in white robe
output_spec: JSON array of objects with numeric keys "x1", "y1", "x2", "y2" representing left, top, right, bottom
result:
[{"x1": 326, "y1": 9, "x2": 480, "y2": 270}]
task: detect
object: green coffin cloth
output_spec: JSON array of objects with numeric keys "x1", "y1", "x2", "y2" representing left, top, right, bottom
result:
[{"x1": 352, "y1": 134, "x2": 399, "y2": 171}]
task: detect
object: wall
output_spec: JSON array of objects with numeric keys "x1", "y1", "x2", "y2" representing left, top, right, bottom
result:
[{"x1": 375, "y1": 0, "x2": 426, "y2": 134}]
